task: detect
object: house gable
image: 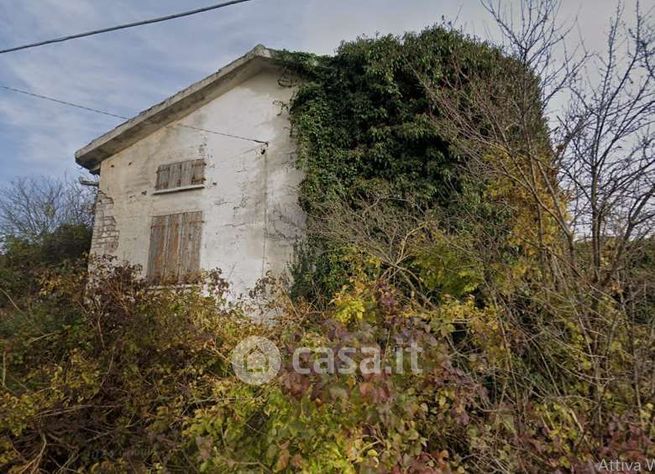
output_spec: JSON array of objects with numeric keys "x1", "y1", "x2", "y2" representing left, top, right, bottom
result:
[
  {"x1": 84, "y1": 50, "x2": 305, "y2": 297},
  {"x1": 75, "y1": 44, "x2": 278, "y2": 173}
]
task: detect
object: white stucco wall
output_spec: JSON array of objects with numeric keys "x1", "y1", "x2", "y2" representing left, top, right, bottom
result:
[{"x1": 91, "y1": 66, "x2": 304, "y2": 297}]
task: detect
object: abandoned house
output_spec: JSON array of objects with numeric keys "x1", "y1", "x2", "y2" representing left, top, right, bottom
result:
[{"x1": 75, "y1": 45, "x2": 304, "y2": 296}]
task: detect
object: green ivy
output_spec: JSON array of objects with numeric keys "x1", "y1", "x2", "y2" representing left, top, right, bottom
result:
[{"x1": 277, "y1": 27, "x2": 530, "y2": 301}]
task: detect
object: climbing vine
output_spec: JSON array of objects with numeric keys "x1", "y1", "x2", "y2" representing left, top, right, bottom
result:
[
  {"x1": 2, "y1": 26, "x2": 652, "y2": 474},
  {"x1": 276, "y1": 27, "x2": 547, "y2": 302}
]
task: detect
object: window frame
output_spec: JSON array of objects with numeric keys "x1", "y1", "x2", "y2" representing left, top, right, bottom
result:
[
  {"x1": 153, "y1": 159, "x2": 206, "y2": 194},
  {"x1": 146, "y1": 211, "x2": 203, "y2": 285}
]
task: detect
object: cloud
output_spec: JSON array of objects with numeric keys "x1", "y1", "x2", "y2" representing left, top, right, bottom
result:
[
  {"x1": 0, "y1": 1, "x2": 251, "y2": 181},
  {"x1": 297, "y1": 0, "x2": 461, "y2": 53},
  {"x1": 0, "y1": 0, "x2": 639, "y2": 184}
]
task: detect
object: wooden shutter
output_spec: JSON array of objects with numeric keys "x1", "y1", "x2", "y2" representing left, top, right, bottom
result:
[
  {"x1": 180, "y1": 160, "x2": 193, "y2": 187},
  {"x1": 147, "y1": 215, "x2": 168, "y2": 282},
  {"x1": 155, "y1": 166, "x2": 170, "y2": 190},
  {"x1": 169, "y1": 162, "x2": 182, "y2": 189},
  {"x1": 190, "y1": 159, "x2": 206, "y2": 185},
  {"x1": 179, "y1": 211, "x2": 203, "y2": 282},
  {"x1": 165, "y1": 213, "x2": 182, "y2": 281},
  {"x1": 155, "y1": 159, "x2": 205, "y2": 191},
  {"x1": 147, "y1": 211, "x2": 203, "y2": 284}
]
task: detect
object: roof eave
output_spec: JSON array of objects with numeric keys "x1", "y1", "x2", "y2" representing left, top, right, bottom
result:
[{"x1": 75, "y1": 45, "x2": 278, "y2": 172}]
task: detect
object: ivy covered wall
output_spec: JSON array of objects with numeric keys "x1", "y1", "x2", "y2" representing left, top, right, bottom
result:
[{"x1": 276, "y1": 27, "x2": 546, "y2": 301}]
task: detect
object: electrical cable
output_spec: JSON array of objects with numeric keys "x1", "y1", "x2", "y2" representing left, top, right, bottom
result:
[
  {"x1": 0, "y1": 83, "x2": 268, "y2": 144},
  {"x1": 0, "y1": 0, "x2": 257, "y2": 54}
]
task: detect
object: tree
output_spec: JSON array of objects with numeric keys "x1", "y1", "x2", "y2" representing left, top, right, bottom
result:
[
  {"x1": 0, "y1": 176, "x2": 95, "y2": 243},
  {"x1": 428, "y1": 0, "x2": 655, "y2": 293},
  {"x1": 422, "y1": 0, "x2": 655, "y2": 437}
]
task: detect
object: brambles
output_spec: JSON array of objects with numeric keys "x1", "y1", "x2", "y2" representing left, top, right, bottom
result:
[
  {"x1": 1, "y1": 13, "x2": 654, "y2": 473},
  {"x1": 3, "y1": 252, "x2": 652, "y2": 472}
]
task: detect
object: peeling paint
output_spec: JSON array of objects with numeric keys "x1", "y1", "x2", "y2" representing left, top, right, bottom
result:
[
  {"x1": 91, "y1": 191, "x2": 119, "y2": 254},
  {"x1": 90, "y1": 68, "x2": 305, "y2": 298}
]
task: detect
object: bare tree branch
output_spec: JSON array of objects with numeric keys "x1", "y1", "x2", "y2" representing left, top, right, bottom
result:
[{"x1": 0, "y1": 176, "x2": 95, "y2": 242}]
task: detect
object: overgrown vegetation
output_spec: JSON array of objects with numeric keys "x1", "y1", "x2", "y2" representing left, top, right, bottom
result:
[
  {"x1": 278, "y1": 27, "x2": 541, "y2": 302},
  {"x1": 2, "y1": 2, "x2": 655, "y2": 472}
]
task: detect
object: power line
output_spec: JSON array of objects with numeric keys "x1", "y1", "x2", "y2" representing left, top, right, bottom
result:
[
  {"x1": 0, "y1": 84, "x2": 126, "y2": 119},
  {"x1": 0, "y1": 0, "x2": 256, "y2": 55},
  {"x1": 0, "y1": 83, "x2": 268, "y2": 144}
]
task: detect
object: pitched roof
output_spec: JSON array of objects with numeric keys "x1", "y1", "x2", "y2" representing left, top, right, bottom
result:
[{"x1": 75, "y1": 44, "x2": 278, "y2": 172}]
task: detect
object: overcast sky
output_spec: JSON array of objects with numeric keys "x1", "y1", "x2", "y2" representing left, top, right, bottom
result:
[{"x1": 0, "y1": 0, "x2": 637, "y2": 184}]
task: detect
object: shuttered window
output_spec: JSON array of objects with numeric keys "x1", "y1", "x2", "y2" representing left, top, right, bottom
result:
[
  {"x1": 147, "y1": 211, "x2": 203, "y2": 284},
  {"x1": 155, "y1": 159, "x2": 205, "y2": 192}
]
